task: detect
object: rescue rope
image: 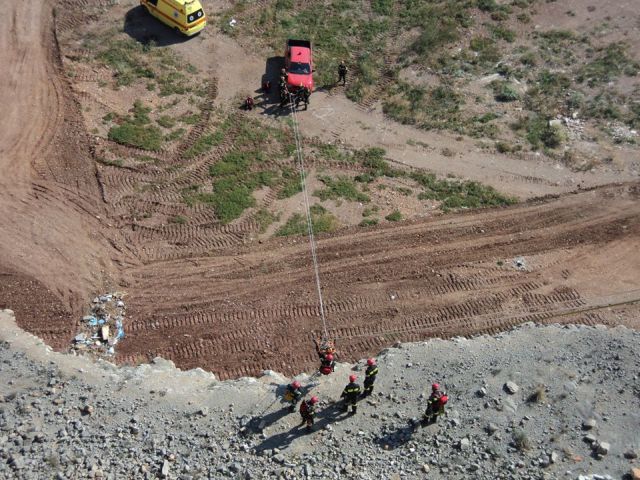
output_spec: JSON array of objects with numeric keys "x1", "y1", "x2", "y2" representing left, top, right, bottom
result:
[{"x1": 287, "y1": 92, "x2": 328, "y2": 339}]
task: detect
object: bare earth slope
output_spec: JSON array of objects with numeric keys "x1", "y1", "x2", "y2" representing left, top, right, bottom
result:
[
  {"x1": 0, "y1": 0, "x2": 117, "y2": 344},
  {"x1": 118, "y1": 183, "x2": 640, "y2": 379}
]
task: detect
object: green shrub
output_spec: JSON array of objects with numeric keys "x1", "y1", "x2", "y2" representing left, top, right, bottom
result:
[
  {"x1": 108, "y1": 123, "x2": 162, "y2": 150},
  {"x1": 385, "y1": 210, "x2": 402, "y2": 221},
  {"x1": 359, "y1": 218, "x2": 379, "y2": 227},
  {"x1": 492, "y1": 81, "x2": 519, "y2": 102},
  {"x1": 185, "y1": 131, "x2": 224, "y2": 159},
  {"x1": 314, "y1": 176, "x2": 370, "y2": 203},
  {"x1": 490, "y1": 25, "x2": 516, "y2": 42},
  {"x1": 276, "y1": 208, "x2": 339, "y2": 236},
  {"x1": 157, "y1": 115, "x2": 176, "y2": 128},
  {"x1": 577, "y1": 43, "x2": 639, "y2": 86}
]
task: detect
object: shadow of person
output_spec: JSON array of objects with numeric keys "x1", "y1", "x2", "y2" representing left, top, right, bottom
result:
[
  {"x1": 123, "y1": 6, "x2": 195, "y2": 47},
  {"x1": 254, "y1": 425, "x2": 301, "y2": 454},
  {"x1": 373, "y1": 422, "x2": 419, "y2": 450},
  {"x1": 312, "y1": 400, "x2": 351, "y2": 430}
]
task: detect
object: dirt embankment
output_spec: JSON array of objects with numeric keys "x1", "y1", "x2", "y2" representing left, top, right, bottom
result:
[{"x1": 0, "y1": 0, "x2": 120, "y2": 343}]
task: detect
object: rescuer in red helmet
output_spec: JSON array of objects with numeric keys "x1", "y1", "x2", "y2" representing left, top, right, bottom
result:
[
  {"x1": 283, "y1": 380, "x2": 303, "y2": 412},
  {"x1": 314, "y1": 338, "x2": 337, "y2": 375},
  {"x1": 362, "y1": 358, "x2": 378, "y2": 397},
  {"x1": 299, "y1": 396, "x2": 319, "y2": 430},
  {"x1": 423, "y1": 382, "x2": 448, "y2": 425},
  {"x1": 341, "y1": 374, "x2": 362, "y2": 414}
]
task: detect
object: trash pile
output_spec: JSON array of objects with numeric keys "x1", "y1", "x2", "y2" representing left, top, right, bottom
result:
[{"x1": 72, "y1": 293, "x2": 126, "y2": 357}]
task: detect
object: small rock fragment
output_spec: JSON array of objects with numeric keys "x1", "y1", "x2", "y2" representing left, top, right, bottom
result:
[
  {"x1": 504, "y1": 381, "x2": 519, "y2": 394},
  {"x1": 582, "y1": 418, "x2": 597, "y2": 430}
]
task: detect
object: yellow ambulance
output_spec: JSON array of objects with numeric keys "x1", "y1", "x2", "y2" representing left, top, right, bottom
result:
[{"x1": 140, "y1": 0, "x2": 206, "y2": 36}]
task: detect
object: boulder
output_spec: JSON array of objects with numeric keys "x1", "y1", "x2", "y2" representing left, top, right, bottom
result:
[{"x1": 504, "y1": 382, "x2": 519, "y2": 394}]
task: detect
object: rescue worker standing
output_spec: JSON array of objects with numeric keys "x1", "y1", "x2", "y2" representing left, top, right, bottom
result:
[
  {"x1": 299, "y1": 396, "x2": 319, "y2": 431},
  {"x1": 423, "y1": 383, "x2": 448, "y2": 425},
  {"x1": 284, "y1": 380, "x2": 302, "y2": 412},
  {"x1": 362, "y1": 358, "x2": 378, "y2": 397},
  {"x1": 338, "y1": 61, "x2": 348, "y2": 86},
  {"x1": 302, "y1": 85, "x2": 311, "y2": 110},
  {"x1": 341, "y1": 375, "x2": 361, "y2": 414}
]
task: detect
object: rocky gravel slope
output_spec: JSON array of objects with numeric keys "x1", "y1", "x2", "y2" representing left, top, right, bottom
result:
[{"x1": 1, "y1": 309, "x2": 638, "y2": 479}]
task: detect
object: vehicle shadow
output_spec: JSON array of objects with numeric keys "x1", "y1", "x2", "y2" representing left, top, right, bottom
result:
[
  {"x1": 258, "y1": 56, "x2": 293, "y2": 117},
  {"x1": 123, "y1": 6, "x2": 194, "y2": 47}
]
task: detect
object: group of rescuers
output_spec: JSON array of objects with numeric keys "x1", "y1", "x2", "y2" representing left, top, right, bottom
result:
[
  {"x1": 281, "y1": 338, "x2": 449, "y2": 431},
  {"x1": 244, "y1": 61, "x2": 350, "y2": 112}
]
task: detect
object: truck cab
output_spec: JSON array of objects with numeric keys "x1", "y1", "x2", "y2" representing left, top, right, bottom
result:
[{"x1": 285, "y1": 39, "x2": 314, "y2": 92}]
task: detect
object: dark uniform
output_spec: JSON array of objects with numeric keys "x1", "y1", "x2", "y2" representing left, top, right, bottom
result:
[
  {"x1": 302, "y1": 86, "x2": 311, "y2": 109},
  {"x1": 299, "y1": 399, "x2": 316, "y2": 430},
  {"x1": 341, "y1": 381, "x2": 362, "y2": 414},
  {"x1": 338, "y1": 62, "x2": 348, "y2": 85},
  {"x1": 363, "y1": 364, "x2": 379, "y2": 397},
  {"x1": 284, "y1": 384, "x2": 302, "y2": 412},
  {"x1": 423, "y1": 389, "x2": 447, "y2": 424}
]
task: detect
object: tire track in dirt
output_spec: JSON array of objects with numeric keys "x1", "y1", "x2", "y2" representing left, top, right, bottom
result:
[{"x1": 114, "y1": 184, "x2": 640, "y2": 379}]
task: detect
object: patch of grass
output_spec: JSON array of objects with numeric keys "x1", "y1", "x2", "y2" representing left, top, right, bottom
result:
[
  {"x1": 315, "y1": 175, "x2": 370, "y2": 203},
  {"x1": 359, "y1": 218, "x2": 379, "y2": 227},
  {"x1": 317, "y1": 143, "x2": 350, "y2": 163},
  {"x1": 385, "y1": 210, "x2": 402, "y2": 222},
  {"x1": 469, "y1": 37, "x2": 501, "y2": 67},
  {"x1": 511, "y1": 115, "x2": 564, "y2": 149},
  {"x1": 412, "y1": 171, "x2": 517, "y2": 210},
  {"x1": 184, "y1": 131, "x2": 224, "y2": 159},
  {"x1": 384, "y1": 83, "x2": 463, "y2": 130},
  {"x1": 276, "y1": 206, "x2": 339, "y2": 236},
  {"x1": 96, "y1": 38, "x2": 154, "y2": 86},
  {"x1": 395, "y1": 186, "x2": 412, "y2": 196},
  {"x1": 278, "y1": 167, "x2": 303, "y2": 199},
  {"x1": 527, "y1": 385, "x2": 547, "y2": 404},
  {"x1": 157, "y1": 115, "x2": 176, "y2": 128},
  {"x1": 168, "y1": 215, "x2": 187, "y2": 224},
  {"x1": 489, "y1": 24, "x2": 516, "y2": 43},
  {"x1": 512, "y1": 429, "x2": 532, "y2": 451},
  {"x1": 179, "y1": 112, "x2": 202, "y2": 125},
  {"x1": 108, "y1": 101, "x2": 163, "y2": 150},
  {"x1": 584, "y1": 91, "x2": 623, "y2": 121},
  {"x1": 362, "y1": 206, "x2": 380, "y2": 217},
  {"x1": 96, "y1": 157, "x2": 124, "y2": 168},
  {"x1": 524, "y1": 70, "x2": 571, "y2": 115},
  {"x1": 492, "y1": 80, "x2": 519, "y2": 102},
  {"x1": 577, "y1": 43, "x2": 640, "y2": 86},
  {"x1": 165, "y1": 128, "x2": 186, "y2": 142},
  {"x1": 254, "y1": 208, "x2": 277, "y2": 233}
]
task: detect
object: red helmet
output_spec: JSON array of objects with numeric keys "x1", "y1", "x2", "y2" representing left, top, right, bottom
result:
[
  {"x1": 292, "y1": 381, "x2": 301, "y2": 389},
  {"x1": 349, "y1": 374, "x2": 357, "y2": 383},
  {"x1": 432, "y1": 383, "x2": 440, "y2": 391},
  {"x1": 367, "y1": 358, "x2": 376, "y2": 366},
  {"x1": 310, "y1": 396, "x2": 319, "y2": 404},
  {"x1": 326, "y1": 354, "x2": 334, "y2": 361}
]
